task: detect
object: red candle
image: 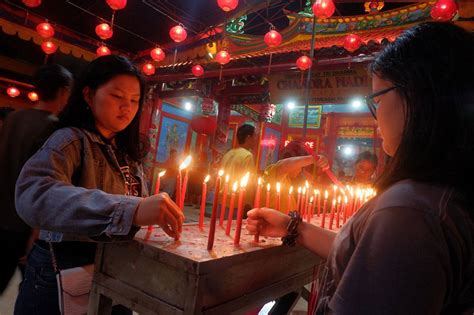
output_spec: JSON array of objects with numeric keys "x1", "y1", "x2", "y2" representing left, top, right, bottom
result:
[
  {"x1": 321, "y1": 190, "x2": 328, "y2": 228},
  {"x1": 275, "y1": 182, "x2": 281, "y2": 211},
  {"x1": 329, "y1": 198, "x2": 336, "y2": 230},
  {"x1": 207, "y1": 169, "x2": 224, "y2": 250},
  {"x1": 307, "y1": 196, "x2": 314, "y2": 223},
  {"x1": 342, "y1": 196, "x2": 349, "y2": 224},
  {"x1": 175, "y1": 170, "x2": 181, "y2": 206},
  {"x1": 336, "y1": 195, "x2": 342, "y2": 228},
  {"x1": 219, "y1": 174, "x2": 230, "y2": 227},
  {"x1": 265, "y1": 183, "x2": 271, "y2": 208},
  {"x1": 178, "y1": 155, "x2": 192, "y2": 210},
  {"x1": 199, "y1": 175, "x2": 210, "y2": 229},
  {"x1": 154, "y1": 170, "x2": 166, "y2": 194},
  {"x1": 226, "y1": 181, "x2": 238, "y2": 235},
  {"x1": 316, "y1": 189, "x2": 321, "y2": 216},
  {"x1": 234, "y1": 172, "x2": 250, "y2": 246},
  {"x1": 303, "y1": 181, "x2": 309, "y2": 216},
  {"x1": 301, "y1": 187, "x2": 306, "y2": 216},
  {"x1": 180, "y1": 170, "x2": 189, "y2": 209},
  {"x1": 286, "y1": 186, "x2": 294, "y2": 213},
  {"x1": 254, "y1": 177, "x2": 263, "y2": 243},
  {"x1": 296, "y1": 187, "x2": 302, "y2": 213}
]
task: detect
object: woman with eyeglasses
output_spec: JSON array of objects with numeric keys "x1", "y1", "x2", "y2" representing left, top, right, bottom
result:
[{"x1": 247, "y1": 22, "x2": 474, "y2": 314}]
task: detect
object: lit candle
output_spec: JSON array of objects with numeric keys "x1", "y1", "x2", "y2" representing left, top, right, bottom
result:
[
  {"x1": 307, "y1": 196, "x2": 314, "y2": 223},
  {"x1": 328, "y1": 199, "x2": 336, "y2": 230},
  {"x1": 207, "y1": 169, "x2": 224, "y2": 250},
  {"x1": 321, "y1": 190, "x2": 328, "y2": 228},
  {"x1": 179, "y1": 155, "x2": 192, "y2": 210},
  {"x1": 219, "y1": 174, "x2": 230, "y2": 227},
  {"x1": 154, "y1": 170, "x2": 166, "y2": 195},
  {"x1": 301, "y1": 187, "x2": 307, "y2": 216},
  {"x1": 275, "y1": 182, "x2": 281, "y2": 211},
  {"x1": 265, "y1": 183, "x2": 271, "y2": 208},
  {"x1": 316, "y1": 189, "x2": 320, "y2": 216},
  {"x1": 234, "y1": 172, "x2": 250, "y2": 246},
  {"x1": 226, "y1": 182, "x2": 238, "y2": 235},
  {"x1": 296, "y1": 187, "x2": 302, "y2": 213},
  {"x1": 342, "y1": 195, "x2": 349, "y2": 224},
  {"x1": 336, "y1": 195, "x2": 342, "y2": 228},
  {"x1": 303, "y1": 180, "x2": 309, "y2": 216},
  {"x1": 199, "y1": 175, "x2": 210, "y2": 229},
  {"x1": 254, "y1": 177, "x2": 262, "y2": 209},
  {"x1": 287, "y1": 186, "x2": 294, "y2": 214}
]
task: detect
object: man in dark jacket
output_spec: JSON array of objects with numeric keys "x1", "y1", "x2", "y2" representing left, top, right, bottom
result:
[{"x1": 0, "y1": 64, "x2": 73, "y2": 293}]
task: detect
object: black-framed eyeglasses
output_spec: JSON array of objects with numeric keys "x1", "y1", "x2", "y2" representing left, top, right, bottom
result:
[{"x1": 365, "y1": 86, "x2": 396, "y2": 119}]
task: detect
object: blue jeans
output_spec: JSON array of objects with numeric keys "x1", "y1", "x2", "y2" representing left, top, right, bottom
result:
[{"x1": 14, "y1": 244, "x2": 131, "y2": 315}]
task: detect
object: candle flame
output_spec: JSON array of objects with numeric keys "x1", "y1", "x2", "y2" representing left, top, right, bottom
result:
[
  {"x1": 305, "y1": 180, "x2": 309, "y2": 188},
  {"x1": 315, "y1": 189, "x2": 320, "y2": 195},
  {"x1": 266, "y1": 183, "x2": 271, "y2": 191},
  {"x1": 179, "y1": 155, "x2": 192, "y2": 170},
  {"x1": 232, "y1": 181, "x2": 238, "y2": 192},
  {"x1": 240, "y1": 172, "x2": 250, "y2": 188},
  {"x1": 324, "y1": 190, "x2": 328, "y2": 199},
  {"x1": 204, "y1": 175, "x2": 210, "y2": 183},
  {"x1": 344, "y1": 196, "x2": 348, "y2": 204},
  {"x1": 337, "y1": 195, "x2": 341, "y2": 203},
  {"x1": 258, "y1": 177, "x2": 262, "y2": 185},
  {"x1": 289, "y1": 186, "x2": 294, "y2": 194},
  {"x1": 158, "y1": 170, "x2": 166, "y2": 177},
  {"x1": 310, "y1": 196, "x2": 314, "y2": 203},
  {"x1": 333, "y1": 185, "x2": 337, "y2": 192},
  {"x1": 332, "y1": 199, "x2": 336, "y2": 206},
  {"x1": 218, "y1": 169, "x2": 224, "y2": 177},
  {"x1": 302, "y1": 187, "x2": 307, "y2": 194},
  {"x1": 298, "y1": 187, "x2": 302, "y2": 194},
  {"x1": 225, "y1": 174, "x2": 229, "y2": 183},
  {"x1": 276, "y1": 182, "x2": 281, "y2": 193}
]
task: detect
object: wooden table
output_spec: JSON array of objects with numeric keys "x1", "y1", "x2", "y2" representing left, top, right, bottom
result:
[{"x1": 88, "y1": 223, "x2": 323, "y2": 315}]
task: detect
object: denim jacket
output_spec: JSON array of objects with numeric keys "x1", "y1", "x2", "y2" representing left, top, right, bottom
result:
[{"x1": 15, "y1": 127, "x2": 149, "y2": 242}]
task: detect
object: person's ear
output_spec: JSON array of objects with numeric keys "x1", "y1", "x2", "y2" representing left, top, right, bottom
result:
[{"x1": 82, "y1": 87, "x2": 94, "y2": 107}]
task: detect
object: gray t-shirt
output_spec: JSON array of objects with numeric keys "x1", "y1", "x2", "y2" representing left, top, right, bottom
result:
[{"x1": 316, "y1": 179, "x2": 474, "y2": 314}]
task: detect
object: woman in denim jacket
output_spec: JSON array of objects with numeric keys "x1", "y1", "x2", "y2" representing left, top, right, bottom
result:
[{"x1": 14, "y1": 55, "x2": 184, "y2": 314}]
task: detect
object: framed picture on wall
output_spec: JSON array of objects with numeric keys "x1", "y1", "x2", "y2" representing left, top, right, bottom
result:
[
  {"x1": 156, "y1": 116, "x2": 189, "y2": 163},
  {"x1": 259, "y1": 127, "x2": 281, "y2": 171},
  {"x1": 288, "y1": 105, "x2": 322, "y2": 128}
]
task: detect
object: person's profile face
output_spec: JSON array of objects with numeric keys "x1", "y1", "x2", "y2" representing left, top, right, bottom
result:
[{"x1": 354, "y1": 160, "x2": 376, "y2": 182}]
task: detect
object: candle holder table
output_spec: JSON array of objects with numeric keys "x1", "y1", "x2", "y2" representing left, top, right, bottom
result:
[{"x1": 88, "y1": 223, "x2": 323, "y2": 315}]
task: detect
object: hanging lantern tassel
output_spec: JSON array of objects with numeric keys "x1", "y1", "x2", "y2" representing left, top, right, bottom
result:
[
  {"x1": 267, "y1": 53, "x2": 273, "y2": 75},
  {"x1": 219, "y1": 65, "x2": 223, "y2": 81},
  {"x1": 173, "y1": 47, "x2": 178, "y2": 69}
]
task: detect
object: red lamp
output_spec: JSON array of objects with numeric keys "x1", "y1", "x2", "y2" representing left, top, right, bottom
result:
[
  {"x1": 264, "y1": 30, "x2": 283, "y2": 48},
  {"x1": 41, "y1": 41, "x2": 58, "y2": 55},
  {"x1": 169, "y1": 25, "x2": 187, "y2": 43},
  {"x1": 28, "y1": 91, "x2": 39, "y2": 102},
  {"x1": 95, "y1": 23, "x2": 113, "y2": 40},
  {"x1": 22, "y1": 0, "x2": 41, "y2": 8},
  {"x1": 96, "y1": 45, "x2": 111, "y2": 56},
  {"x1": 7, "y1": 87, "x2": 20, "y2": 98},
  {"x1": 106, "y1": 0, "x2": 127, "y2": 10},
  {"x1": 36, "y1": 22, "x2": 55, "y2": 38},
  {"x1": 296, "y1": 56, "x2": 312, "y2": 71},
  {"x1": 217, "y1": 0, "x2": 239, "y2": 12},
  {"x1": 191, "y1": 116, "x2": 217, "y2": 135},
  {"x1": 150, "y1": 47, "x2": 166, "y2": 62},
  {"x1": 192, "y1": 64, "x2": 204, "y2": 77},
  {"x1": 312, "y1": 0, "x2": 336, "y2": 19},
  {"x1": 431, "y1": 0, "x2": 458, "y2": 21},
  {"x1": 344, "y1": 33, "x2": 362, "y2": 52},
  {"x1": 216, "y1": 50, "x2": 231, "y2": 65},
  {"x1": 142, "y1": 63, "x2": 155, "y2": 76}
]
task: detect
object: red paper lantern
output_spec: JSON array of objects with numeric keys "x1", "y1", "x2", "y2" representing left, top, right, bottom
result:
[
  {"x1": 344, "y1": 33, "x2": 362, "y2": 52},
  {"x1": 28, "y1": 91, "x2": 39, "y2": 102},
  {"x1": 106, "y1": 0, "x2": 127, "y2": 10},
  {"x1": 192, "y1": 64, "x2": 204, "y2": 77},
  {"x1": 150, "y1": 47, "x2": 166, "y2": 62},
  {"x1": 41, "y1": 41, "x2": 58, "y2": 55},
  {"x1": 22, "y1": 0, "x2": 41, "y2": 8},
  {"x1": 431, "y1": 0, "x2": 458, "y2": 21},
  {"x1": 296, "y1": 56, "x2": 312, "y2": 71},
  {"x1": 217, "y1": 0, "x2": 239, "y2": 12},
  {"x1": 169, "y1": 25, "x2": 187, "y2": 43},
  {"x1": 264, "y1": 30, "x2": 283, "y2": 48},
  {"x1": 142, "y1": 63, "x2": 155, "y2": 76},
  {"x1": 95, "y1": 23, "x2": 113, "y2": 40},
  {"x1": 7, "y1": 87, "x2": 20, "y2": 98},
  {"x1": 36, "y1": 22, "x2": 55, "y2": 38},
  {"x1": 216, "y1": 50, "x2": 231, "y2": 65},
  {"x1": 96, "y1": 45, "x2": 111, "y2": 56},
  {"x1": 312, "y1": 0, "x2": 336, "y2": 19},
  {"x1": 191, "y1": 116, "x2": 217, "y2": 135}
]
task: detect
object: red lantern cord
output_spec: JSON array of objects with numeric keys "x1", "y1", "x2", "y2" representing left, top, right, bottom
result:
[
  {"x1": 192, "y1": 64, "x2": 204, "y2": 77},
  {"x1": 7, "y1": 87, "x2": 20, "y2": 98},
  {"x1": 28, "y1": 91, "x2": 39, "y2": 101},
  {"x1": 96, "y1": 45, "x2": 111, "y2": 56},
  {"x1": 169, "y1": 25, "x2": 187, "y2": 43},
  {"x1": 95, "y1": 23, "x2": 113, "y2": 40},
  {"x1": 36, "y1": 22, "x2": 55, "y2": 38},
  {"x1": 431, "y1": 0, "x2": 458, "y2": 21},
  {"x1": 150, "y1": 47, "x2": 166, "y2": 62},
  {"x1": 142, "y1": 63, "x2": 155, "y2": 76},
  {"x1": 312, "y1": 0, "x2": 336, "y2": 19},
  {"x1": 217, "y1": 0, "x2": 239, "y2": 12},
  {"x1": 41, "y1": 41, "x2": 58, "y2": 55}
]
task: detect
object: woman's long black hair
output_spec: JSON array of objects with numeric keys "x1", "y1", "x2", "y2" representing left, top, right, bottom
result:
[
  {"x1": 370, "y1": 22, "x2": 474, "y2": 201},
  {"x1": 59, "y1": 55, "x2": 146, "y2": 161}
]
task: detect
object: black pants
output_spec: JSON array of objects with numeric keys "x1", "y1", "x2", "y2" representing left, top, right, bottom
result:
[{"x1": 0, "y1": 230, "x2": 29, "y2": 294}]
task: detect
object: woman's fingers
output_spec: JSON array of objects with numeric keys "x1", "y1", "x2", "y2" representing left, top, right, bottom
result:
[{"x1": 160, "y1": 223, "x2": 177, "y2": 239}]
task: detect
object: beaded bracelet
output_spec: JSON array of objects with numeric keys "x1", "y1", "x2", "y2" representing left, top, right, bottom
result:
[{"x1": 281, "y1": 211, "x2": 302, "y2": 247}]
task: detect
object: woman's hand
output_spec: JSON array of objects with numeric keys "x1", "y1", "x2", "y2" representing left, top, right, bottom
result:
[
  {"x1": 315, "y1": 154, "x2": 329, "y2": 170},
  {"x1": 134, "y1": 193, "x2": 185, "y2": 240},
  {"x1": 246, "y1": 207, "x2": 290, "y2": 238}
]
